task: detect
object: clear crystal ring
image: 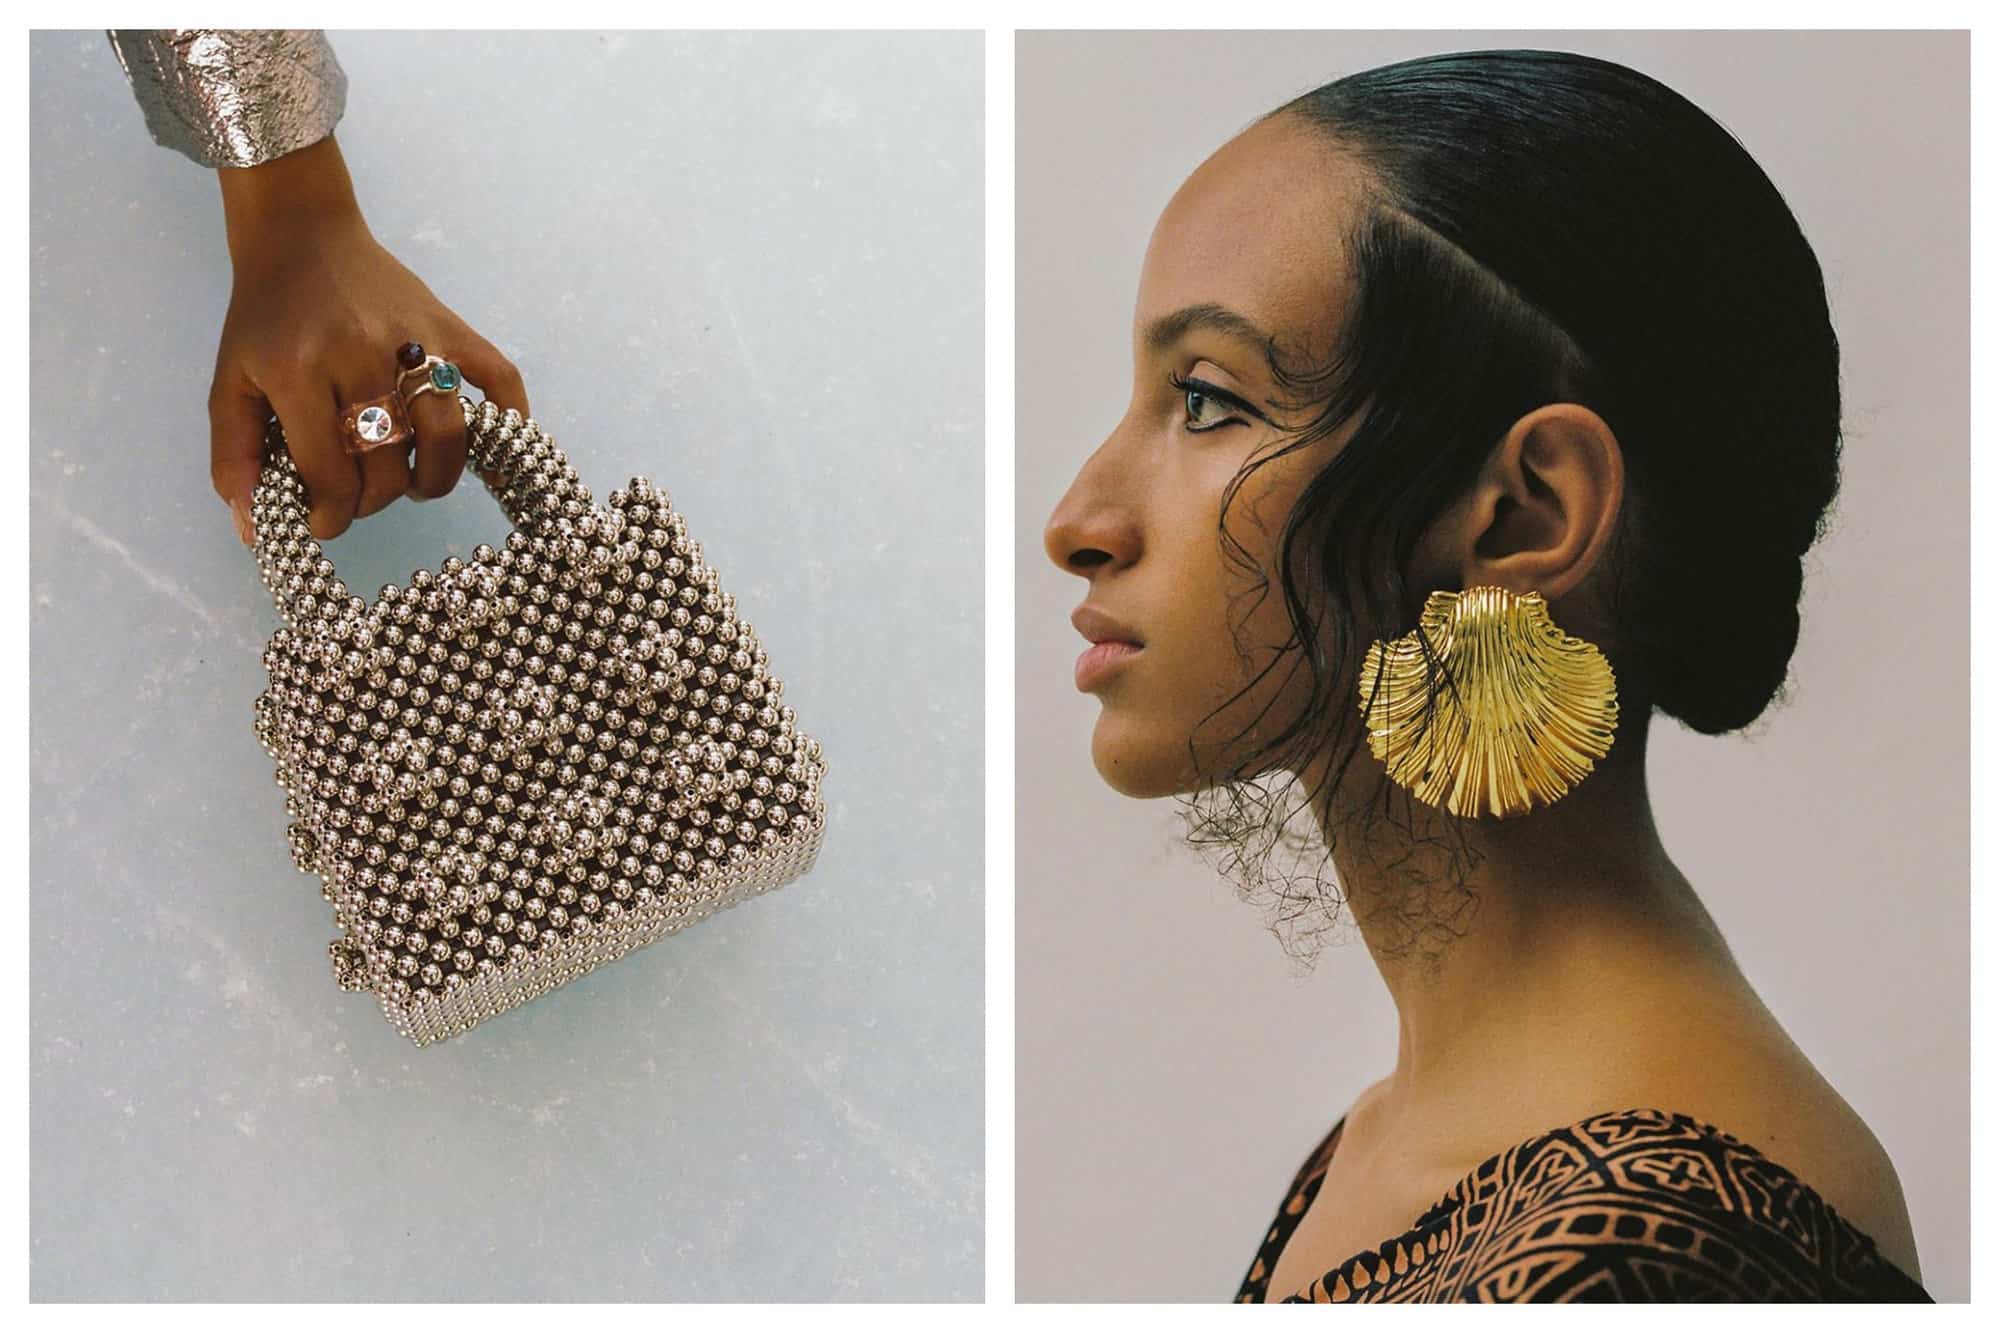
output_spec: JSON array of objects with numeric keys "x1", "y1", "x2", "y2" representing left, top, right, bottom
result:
[
  {"x1": 339, "y1": 391, "x2": 414, "y2": 455},
  {"x1": 398, "y1": 353, "x2": 465, "y2": 404}
]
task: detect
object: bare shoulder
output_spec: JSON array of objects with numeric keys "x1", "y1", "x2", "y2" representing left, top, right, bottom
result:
[
  {"x1": 1346, "y1": 1072, "x2": 1395, "y2": 1132},
  {"x1": 1619, "y1": 994, "x2": 1926, "y2": 1288},
  {"x1": 1599, "y1": 969, "x2": 1926, "y2": 1285},
  {"x1": 1703, "y1": 1078, "x2": 1924, "y2": 1285}
]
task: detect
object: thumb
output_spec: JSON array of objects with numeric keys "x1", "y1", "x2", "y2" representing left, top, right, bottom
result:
[{"x1": 209, "y1": 364, "x2": 271, "y2": 546}]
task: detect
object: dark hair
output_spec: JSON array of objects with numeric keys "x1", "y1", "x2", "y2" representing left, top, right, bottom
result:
[{"x1": 1181, "y1": 50, "x2": 1843, "y2": 956}]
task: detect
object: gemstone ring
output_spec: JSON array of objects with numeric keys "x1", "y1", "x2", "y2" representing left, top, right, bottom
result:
[
  {"x1": 339, "y1": 390, "x2": 414, "y2": 455},
  {"x1": 394, "y1": 339, "x2": 465, "y2": 404}
]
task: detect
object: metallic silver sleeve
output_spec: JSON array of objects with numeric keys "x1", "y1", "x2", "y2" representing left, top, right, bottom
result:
[{"x1": 105, "y1": 29, "x2": 347, "y2": 169}]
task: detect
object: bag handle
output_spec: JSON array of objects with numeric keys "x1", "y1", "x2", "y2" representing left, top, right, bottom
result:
[{"x1": 249, "y1": 394, "x2": 595, "y2": 634}]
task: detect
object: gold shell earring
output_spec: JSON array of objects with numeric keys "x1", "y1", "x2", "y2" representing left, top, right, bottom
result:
[{"x1": 1357, "y1": 586, "x2": 1619, "y2": 819}]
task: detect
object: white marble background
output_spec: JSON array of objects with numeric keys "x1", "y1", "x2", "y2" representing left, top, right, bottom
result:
[{"x1": 30, "y1": 29, "x2": 983, "y2": 1300}]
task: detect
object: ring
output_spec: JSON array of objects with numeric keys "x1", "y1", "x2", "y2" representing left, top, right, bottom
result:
[
  {"x1": 339, "y1": 390, "x2": 414, "y2": 454},
  {"x1": 395, "y1": 340, "x2": 464, "y2": 403}
]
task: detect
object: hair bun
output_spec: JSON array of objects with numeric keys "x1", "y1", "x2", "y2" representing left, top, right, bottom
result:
[{"x1": 1630, "y1": 539, "x2": 1809, "y2": 736}]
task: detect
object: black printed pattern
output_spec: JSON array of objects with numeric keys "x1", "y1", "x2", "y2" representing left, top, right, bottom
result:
[{"x1": 1236, "y1": 1106, "x2": 1932, "y2": 1303}]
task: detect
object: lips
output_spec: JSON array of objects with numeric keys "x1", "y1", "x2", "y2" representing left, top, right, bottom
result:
[
  {"x1": 1074, "y1": 639, "x2": 1142, "y2": 691},
  {"x1": 1071, "y1": 604, "x2": 1144, "y2": 692}
]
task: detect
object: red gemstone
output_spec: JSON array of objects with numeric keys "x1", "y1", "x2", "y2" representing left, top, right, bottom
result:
[{"x1": 396, "y1": 341, "x2": 425, "y2": 370}]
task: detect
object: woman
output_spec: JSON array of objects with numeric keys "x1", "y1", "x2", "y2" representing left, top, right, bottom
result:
[
  {"x1": 1043, "y1": 49, "x2": 1931, "y2": 1303},
  {"x1": 107, "y1": 29, "x2": 529, "y2": 546}
]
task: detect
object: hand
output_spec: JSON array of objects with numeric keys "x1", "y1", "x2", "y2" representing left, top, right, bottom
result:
[{"x1": 206, "y1": 135, "x2": 530, "y2": 545}]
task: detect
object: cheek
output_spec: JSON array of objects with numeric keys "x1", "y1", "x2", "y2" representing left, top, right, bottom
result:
[
  {"x1": 1205, "y1": 448, "x2": 1311, "y2": 648},
  {"x1": 1184, "y1": 448, "x2": 1327, "y2": 751},
  {"x1": 1152, "y1": 471, "x2": 1270, "y2": 702}
]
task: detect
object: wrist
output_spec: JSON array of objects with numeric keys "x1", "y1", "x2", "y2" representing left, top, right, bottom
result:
[{"x1": 219, "y1": 134, "x2": 368, "y2": 263}]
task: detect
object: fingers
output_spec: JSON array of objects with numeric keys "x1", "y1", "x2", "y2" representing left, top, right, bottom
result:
[
  {"x1": 208, "y1": 362, "x2": 274, "y2": 546},
  {"x1": 405, "y1": 376, "x2": 470, "y2": 500},
  {"x1": 240, "y1": 327, "x2": 518, "y2": 541},
  {"x1": 451, "y1": 331, "x2": 530, "y2": 419},
  {"x1": 267, "y1": 375, "x2": 365, "y2": 542},
  {"x1": 355, "y1": 438, "x2": 414, "y2": 521}
]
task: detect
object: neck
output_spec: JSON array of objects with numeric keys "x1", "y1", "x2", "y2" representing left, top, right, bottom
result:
[{"x1": 1303, "y1": 708, "x2": 1748, "y2": 1127}]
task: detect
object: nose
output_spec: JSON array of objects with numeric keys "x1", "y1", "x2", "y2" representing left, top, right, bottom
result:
[{"x1": 1043, "y1": 444, "x2": 1141, "y2": 579}]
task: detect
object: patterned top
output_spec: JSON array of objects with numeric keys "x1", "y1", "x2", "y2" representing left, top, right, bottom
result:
[{"x1": 1236, "y1": 1106, "x2": 1932, "y2": 1303}]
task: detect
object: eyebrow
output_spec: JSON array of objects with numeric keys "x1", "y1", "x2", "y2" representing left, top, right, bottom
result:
[{"x1": 1143, "y1": 302, "x2": 1275, "y2": 356}]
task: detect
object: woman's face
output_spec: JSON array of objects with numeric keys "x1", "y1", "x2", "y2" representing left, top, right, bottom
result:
[{"x1": 1044, "y1": 116, "x2": 1364, "y2": 799}]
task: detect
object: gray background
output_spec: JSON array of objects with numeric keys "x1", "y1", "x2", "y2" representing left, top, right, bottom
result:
[
  {"x1": 31, "y1": 30, "x2": 982, "y2": 1300},
  {"x1": 1016, "y1": 30, "x2": 1968, "y2": 1302}
]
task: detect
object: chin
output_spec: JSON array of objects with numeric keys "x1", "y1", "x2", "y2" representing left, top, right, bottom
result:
[{"x1": 1088, "y1": 709, "x2": 1194, "y2": 799}]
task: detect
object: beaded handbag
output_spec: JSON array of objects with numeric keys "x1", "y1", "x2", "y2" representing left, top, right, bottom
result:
[{"x1": 248, "y1": 395, "x2": 828, "y2": 1046}]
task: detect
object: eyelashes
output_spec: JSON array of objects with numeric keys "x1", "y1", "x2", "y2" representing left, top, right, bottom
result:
[{"x1": 1167, "y1": 370, "x2": 1268, "y2": 434}]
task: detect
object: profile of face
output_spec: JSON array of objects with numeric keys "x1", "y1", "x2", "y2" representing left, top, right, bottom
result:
[{"x1": 1043, "y1": 116, "x2": 1363, "y2": 799}]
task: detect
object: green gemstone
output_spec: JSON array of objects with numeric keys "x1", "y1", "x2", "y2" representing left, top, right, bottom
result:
[{"x1": 430, "y1": 362, "x2": 462, "y2": 392}]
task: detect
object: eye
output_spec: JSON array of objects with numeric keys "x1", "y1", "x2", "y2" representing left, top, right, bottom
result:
[{"x1": 1168, "y1": 371, "x2": 1252, "y2": 434}]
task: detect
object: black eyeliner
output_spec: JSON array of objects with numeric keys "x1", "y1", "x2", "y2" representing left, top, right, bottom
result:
[{"x1": 1167, "y1": 371, "x2": 1273, "y2": 425}]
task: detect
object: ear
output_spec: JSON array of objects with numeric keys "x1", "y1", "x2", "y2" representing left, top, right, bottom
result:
[{"x1": 1426, "y1": 403, "x2": 1624, "y2": 603}]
